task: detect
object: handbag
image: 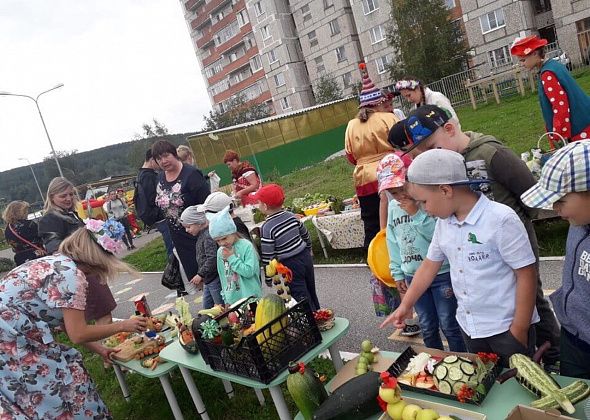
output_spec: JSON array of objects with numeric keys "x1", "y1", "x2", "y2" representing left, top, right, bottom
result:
[
  {"x1": 8, "y1": 224, "x2": 47, "y2": 257},
  {"x1": 161, "y1": 253, "x2": 184, "y2": 290}
]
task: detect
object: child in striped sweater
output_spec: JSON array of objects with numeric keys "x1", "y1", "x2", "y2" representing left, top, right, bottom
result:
[{"x1": 254, "y1": 184, "x2": 321, "y2": 311}]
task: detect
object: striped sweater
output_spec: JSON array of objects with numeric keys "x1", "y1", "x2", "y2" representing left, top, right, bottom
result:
[{"x1": 260, "y1": 210, "x2": 311, "y2": 265}]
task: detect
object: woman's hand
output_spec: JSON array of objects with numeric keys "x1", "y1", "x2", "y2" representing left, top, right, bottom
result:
[
  {"x1": 119, "y1": 317, "x2": 148, "y2": 334},
  {"x1": 96, "y1": 345, "x2": 120, "y2": 365}
]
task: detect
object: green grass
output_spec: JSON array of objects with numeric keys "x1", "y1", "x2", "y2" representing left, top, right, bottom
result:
[{"x1": 123, "y1": 237, "x2": 168, "y2": 271}]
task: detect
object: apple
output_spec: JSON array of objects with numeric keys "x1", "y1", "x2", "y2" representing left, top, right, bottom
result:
[
  {"x1": 379, "y1": 386, "x2": 401, "y2": 404},
  {"x1": 387, "y1": 400, "x2": 407, "y2": 420},
  {"x1": 416, "y1": 408, "x2": 439, "y2": 420},
  {"x1": 402, "y1": 404, "x2": 422, "y2": 420},
  {"x1": 361, "y1": 339, "x2": 373, "y2": 352}
]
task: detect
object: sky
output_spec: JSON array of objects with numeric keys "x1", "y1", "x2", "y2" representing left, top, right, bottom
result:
[{"x1": 0, "y1": 0, "x2": 211, "y2": 172}]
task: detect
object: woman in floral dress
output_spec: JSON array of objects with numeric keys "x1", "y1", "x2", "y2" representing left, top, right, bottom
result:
[
  {"x1": 0, "y1": 226, "x2": 147, "y2": 419},
  {"x1": 152, "y1": 141, "x2": 210, "y2": 295}
]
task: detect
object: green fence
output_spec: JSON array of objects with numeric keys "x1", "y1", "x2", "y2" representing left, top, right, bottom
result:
[{"x1": 188, "y1": 98, "x2": 358, "y2": 185}]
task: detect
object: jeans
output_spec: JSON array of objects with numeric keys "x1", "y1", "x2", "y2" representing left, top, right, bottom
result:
[
  {"x1": 117, "y1": 217, "x2": 134, "y2": 247},
  {"x1": 155, "y1": 220, "x2": 174, "y2": 257},
  {"x1": 406, "y1": 272, "x2": 466, "y2": 352},
  {"x1": 560, "y1": 327, "x2": 590, "y2": 379},
  {"x1": 203, "y1": 277, "x2": 224, "y2": 309},
  {"x1": 281, "y1": 250, "x2": 320, "y2": 311}
]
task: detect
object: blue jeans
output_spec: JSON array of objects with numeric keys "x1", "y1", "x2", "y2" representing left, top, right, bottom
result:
[
  {"x1": 155, "y1": 220, "x2": 174, "y2": 257},
  {"x1": 406, "y1": 272, "x2": 466, "y2": 352},
  {"x1": 203, "y1": 277, "x2": 224, "y2": 309}
]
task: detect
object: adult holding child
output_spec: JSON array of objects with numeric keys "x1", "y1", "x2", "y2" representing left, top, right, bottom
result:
[
  {"x1": 511, "y1": 35, "x2": 590, "y2": 146},
  {"x1": 0, "y1": 225, "x2": 147, "y2": 418},
  {"x1": 2, "y1": 200, "x2": 45, "y2": 266},
  {"x1": 388, "y1": 105, "x2": 562, "y2": 370},
  {"x1": 38, "y1": 177, "x2": 117, "y2": 325},
  {"x1": 103, "y1": 190, "x2": 135, "y2": 250}
]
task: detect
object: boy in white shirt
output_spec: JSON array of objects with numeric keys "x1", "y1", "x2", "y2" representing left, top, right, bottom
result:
[{"x1": 381, "y1": 149, "x2": 539, "y2": 366}]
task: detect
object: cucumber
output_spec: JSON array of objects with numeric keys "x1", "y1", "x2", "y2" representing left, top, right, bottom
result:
[
  {"x1": 448, "y1": 366, "x2": 463, "y2": 382},
  {"x1": 435, "y1": 365, "x2": 448, "y2": 380},
  {"x1": 443, "y1": 355, "x2": 458, "y2": 364},
  {"x1": 438, "y1": 380, "x2": 452, "y2": 395},
  {"x1": 459, "y1": 357, "x2": 472, "y2": 363},
  {"x1": 531, "y1": 380, "x2": 590, "y2": 411},
  {"x1": 452, "y1": 381, "x2": 466, "y2": 395},
  {"x1": 460, "y1": 362, "x2": 475, "y2": 376}
]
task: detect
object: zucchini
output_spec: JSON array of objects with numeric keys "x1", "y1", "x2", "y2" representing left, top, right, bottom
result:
[
  {"x1": 435, "y1": 365, "x2": 448, "y2": 380},
  {"x1": 459, "y1": 356, "x2": 472, "y2": 363},
  {"x1": 448, "y1": 366, "x2": 463, "y2": 381},
  {"x1": 443, "y1": 355, "x2": 458, "y2": 364},
  {"x1": 313, "y1": 371, "x2": 381, "y2": 420},
  {"x1": 531, "y1": 380, "x2": 590, "y2": 411},
  {"x1": 438, "y1": 380, "x2": 452, "y2": 395},
  {"x1": 461, "y1": 362, "x2": 475, "y2": 376},
  {"x1": 287, "y1": 362, "x2": 328, "y2": 420}
]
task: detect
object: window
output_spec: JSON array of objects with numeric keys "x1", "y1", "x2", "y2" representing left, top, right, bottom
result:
[
  {"x1": 369, "y1": 25, "x2": 385, "y2": 44},
  {"x1": 214, "y1": 21, "x2": 239, "y2": 46},
  {"x1": 329, "y1": 19, "x2": 340, "y2": 36},
  {"x1": 261, "y1": 25, "x2": 271, "y2": 40},
  {"x1": 268, "y1": 48, "x2": 278, "y2": 64},
  {"x1": 480, "y1": 8, "x2": 505, "y2": 34},
  {"x1": 323, "y1": 0, "x2": 333, "y2": 9},
  {"x1": 280, "y1": 96, "x2": 291, "y2": 110},
  {"x1": 308, "y1": 30, "x2": 318, "y2": 48},
  {"x1": 444, "y1": 0, "x2": 455, "y2": 8},
  {"x1": 335, "y1": 46, "x2": 346, "y2": 62},
  {"x1": 250, "y1": 55, "x2": 263, "y2": 72},
  {"x1": 274, "y1": 72, "x2": 286, "y2": 87},
  {"x1": 361, "y1": 0, "x2": 378, "y2": 15},
  {"x1": 254, "y1": 1, "x2": 264, "y2": 16},
  {"x1": 376, "y1": 54, "x2": 392, "y2": 73},
  {"x1": 488, "y1": 45, "x2": 511, "y2": 68},
  {"x1": 342, "y1": 72, "x2": 352, "y2": 87},
  {"x1": 205, "y1": 60, "x2": 224, "y2": 78},
  {"x1": 315, "y1": 56, "x2": 325, "y2": 73},
  {"x1": 237, "y1": 9, "x2": 249, "y2": 27},
  {"x1": 301, "y1": 4, "x2": 312, "y2": 23}
]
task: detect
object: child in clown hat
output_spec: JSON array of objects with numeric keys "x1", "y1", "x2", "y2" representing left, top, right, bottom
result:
[{"x1": 511, "y1": 35, "x2": 590, "y2": 146}]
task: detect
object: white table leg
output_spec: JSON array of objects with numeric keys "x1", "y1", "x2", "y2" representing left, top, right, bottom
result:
[
  {"x1": 269, "y1": 385, "x2": 292, "y2": 420},
  {"x1": 254, "y1": 388, "x2": 266, "y2": 406},
  {"x1": 222, "y1": 379, "x2": 234, "y2": 399},
  {"x1": 112, "y1": 364, "x2": 131, "y2": 402},
  {"x1": 159, "y1": 375, "x2": 185, "y2": 420},
  {"x1": 179, "y1": 366, "x2": 210, "y2": 420},
  {"x1": 328, "y1": 344, "x2": 344, "y2": 372},
  {"x1": 315, "y1": 226, "x2": 329, "y2": 259}
]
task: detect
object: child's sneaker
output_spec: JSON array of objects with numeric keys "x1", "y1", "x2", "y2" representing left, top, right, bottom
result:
[{"x1": 401, "y1": 324, "x2": 421, "y2": 336}]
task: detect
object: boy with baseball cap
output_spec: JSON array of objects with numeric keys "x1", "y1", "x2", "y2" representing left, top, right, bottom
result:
[
  {"x1": 521, "y1": 141, "x2": 590, "y2": 379},
  {"x1": 253, "y1": 183, "x2": 320, "y2": 310},
  {"x1": 198, "y1": 191, "x2": 252, "y2": 241},
  {"x1": 389, "y1": 104, "x2": 561, "y2": 370},
  {"x1": 381, "y1": 149, "x2": 539, "y2": 366}
]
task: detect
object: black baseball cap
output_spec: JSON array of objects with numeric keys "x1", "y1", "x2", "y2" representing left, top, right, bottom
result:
[
  {"x1": 401, "y1": 105, "x2": 451, "y2": 153},
  {"x1": 388, "y1": 121, "x2": 411, "y2": 150}
]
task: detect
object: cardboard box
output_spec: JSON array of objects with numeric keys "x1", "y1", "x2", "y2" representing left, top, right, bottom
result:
[{"x1": 506, "y1": 405, "x2": 575, "y2": 419}]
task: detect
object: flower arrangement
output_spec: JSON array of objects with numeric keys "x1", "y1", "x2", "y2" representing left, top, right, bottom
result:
[{"x1": 85, "y1": 218, "x2": 126, "y2": 254}]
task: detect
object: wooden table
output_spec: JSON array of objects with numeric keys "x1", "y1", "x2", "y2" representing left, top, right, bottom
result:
[{"x1": 160, "y1": 317, "x2": 350, "y2": 420}]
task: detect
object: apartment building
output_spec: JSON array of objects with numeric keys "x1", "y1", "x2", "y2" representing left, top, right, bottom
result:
[{"x1": 461, "y1": 0, "x2": 590, "y2": 74}]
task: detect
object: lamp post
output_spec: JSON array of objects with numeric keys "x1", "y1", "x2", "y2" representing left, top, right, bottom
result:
[
  {"x1": 0, "y1": 84, "x2": 65, "y2": 178},
  {"x1": 18, "y1": 158, "x2": 45, "y2": 203}
]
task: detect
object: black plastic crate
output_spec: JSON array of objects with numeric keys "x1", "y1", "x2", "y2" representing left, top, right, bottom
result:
[
  {"x1": 196, "y1": 299, "x2": 322, "y2": 384},
  {"x1": 387, "y1": 346, "x2": 501, "y2": 405}
]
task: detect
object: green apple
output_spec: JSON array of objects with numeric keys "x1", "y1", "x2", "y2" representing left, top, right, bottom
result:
[
  {"x1": 358, "y1": 355, "x2": 368, "y2": 365},
  {"x1": 361, "y1": 339, "x2": 373, "y2": 352},
  {"x1": 364, "y1": 352, "x2": 375, "y2": 364},
  {"x1": 379, "y1": 386, "x2": 401, "y2": 404},
  {"x1": 386, "y1": 400, "x2": 407, "y2": 420},
  {"x1": 416, "y1": 408, "x2": 439, "y2": 420},
  {"x1": 401, "y1": 404, "x2": 422, "y2": 420}
]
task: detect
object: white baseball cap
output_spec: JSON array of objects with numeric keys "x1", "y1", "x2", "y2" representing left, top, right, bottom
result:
[
  {"x1": 407, "y1": 149, "x2": 489, "y2": 186},
  {"x1": 196, "y1": 191, "x2": 233, "y2": 215}
]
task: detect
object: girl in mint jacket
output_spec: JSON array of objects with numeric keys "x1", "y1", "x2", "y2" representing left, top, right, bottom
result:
[{"x1": 209, "y1": 206, "x2": 262, "y2": 304}]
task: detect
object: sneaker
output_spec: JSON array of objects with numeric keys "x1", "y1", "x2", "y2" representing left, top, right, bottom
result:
[
  {"x1": 126, "y1": 246, "x2": 132, "y2": 251},
  {"x1": 401, "y1": 324, "x2": 421, "y2": 337},
  {"x1": 130, "y1": 245, "x2": 137, "y2": 250},
  {"x1": 543, "y1": 362, "x2": 560, "y2": 375}
]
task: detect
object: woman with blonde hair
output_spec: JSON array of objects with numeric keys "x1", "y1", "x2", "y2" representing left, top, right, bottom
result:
[
  {"x1": 2, "y1": 200, "x2": 45, "y2": 266},
  {"x1": 0, "y1": 224, "x2": 147, "y2": 418},
  {"x1": 38, "y1": 177, "x2": 117, "y2": 324},
  {"x1": 177, "y1": 144, "x2": 195, "y2": 166}
]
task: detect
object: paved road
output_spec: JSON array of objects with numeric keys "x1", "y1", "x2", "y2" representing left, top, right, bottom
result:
[{"x1": 111, "y1": 260, "x2": 565, "y2": 355}]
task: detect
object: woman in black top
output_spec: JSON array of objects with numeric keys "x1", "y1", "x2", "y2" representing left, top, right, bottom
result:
[
  {"x1": 2, "y1": 200, "x2": 45, "y2": 266},
  {"x1": 38, "y1": 177, "x2": 117, "y2": 323},
  {"x1": 152, "y1": 141, "x2": 210, "y2": 293}
]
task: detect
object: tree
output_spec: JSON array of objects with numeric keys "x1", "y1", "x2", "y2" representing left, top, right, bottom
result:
[
  {"x1": 203, "y1": 93, "x2": 271, "y2": 131},
  {"x1": 136, "y1": 118, "x2": 169, "y2": 139},
  {"x1": 313, "y1": 74, "x2": 343, "y2": 104},
  {"x1": 387, "y1": 0, "x2": 468, "y2": 83}
]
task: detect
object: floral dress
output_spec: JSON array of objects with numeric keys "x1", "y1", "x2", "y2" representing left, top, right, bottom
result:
[{"x1": 0, "y1": 254, "x2": 110, "y2": 419}]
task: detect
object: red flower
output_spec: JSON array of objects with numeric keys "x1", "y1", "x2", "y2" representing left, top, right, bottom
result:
[
  {"x1": 297, "y1": 362, "x2": 305, "y2": 375},
  {"x1": 47, "y1": 286, "x2": 63, "y2": 301}
]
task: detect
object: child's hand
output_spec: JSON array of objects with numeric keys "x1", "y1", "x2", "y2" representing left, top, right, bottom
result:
[
  {"x1": 222, "y1": 246, "x2": 234, "y2": 259},
  {"x1": 398, "y1": 198, "x2": 419, "y2": 216},
  {"x1": 380, "y1": 305, "x2": 411, "y2": 329},
  {"x1": 396, "y1": 280, "x2": 408, "y2": 293},
  {"x1": 509, "y1": 325, "x2": 529, "y2": 348},
  {"x1": 191, "y1": 275, "x2": 203, "y2": 285}
]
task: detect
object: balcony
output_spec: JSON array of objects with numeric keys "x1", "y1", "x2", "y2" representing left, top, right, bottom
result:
[
  {"x1": 210, "y1": 10, "x2": 237, "y2": 37},
  {"x1": 213, "y1": 73, "x2": 266, "y2": 102},
  {"x1": 207, "y1": 47, "x2": 259, "y2": 85},
  {"x1": 191, "y1": 13, "x2": 211, "y2": 31},
  {"x1": 535, "y1": 9, "x2": 554, "y2": 29},
  {"x1": 185, "y1": 0, "x2": 204, "y2": 12},
  {"x1": 196, "y1": 29, "x2": 215, "y2": 49},
  {"x1": 201, "y1": 23, "x2": 253, "y2": 67}
]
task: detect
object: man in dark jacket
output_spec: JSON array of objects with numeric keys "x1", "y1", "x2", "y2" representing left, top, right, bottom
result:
[{"x1": 136, "y1": 149, "x2": 173, "y2": 256}]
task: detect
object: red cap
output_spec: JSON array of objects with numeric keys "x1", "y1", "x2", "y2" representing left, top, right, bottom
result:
[
  {"x1": 252, "y1": 183, "x2": 285, "y2": 207},
  {"x1": 510, "y1": 35, "x2": 548, "y2": 57}
]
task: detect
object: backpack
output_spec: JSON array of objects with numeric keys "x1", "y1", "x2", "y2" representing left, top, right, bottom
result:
[{"x1": 133, "y1": 176, "x2": 162, "y2": 227}]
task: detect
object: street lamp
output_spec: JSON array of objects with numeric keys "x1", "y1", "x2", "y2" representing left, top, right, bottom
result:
[
  {"x1": 18, "y1": 158, "x2": 45, "y2": 203},
  {"x1": 0, "y1": 84, "x2": 65, "y2": 178}
]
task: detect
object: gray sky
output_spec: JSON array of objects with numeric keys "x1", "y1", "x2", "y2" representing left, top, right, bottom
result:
[{"x1": 0, "y1": 0, "x2": 210, "y2": 172}]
